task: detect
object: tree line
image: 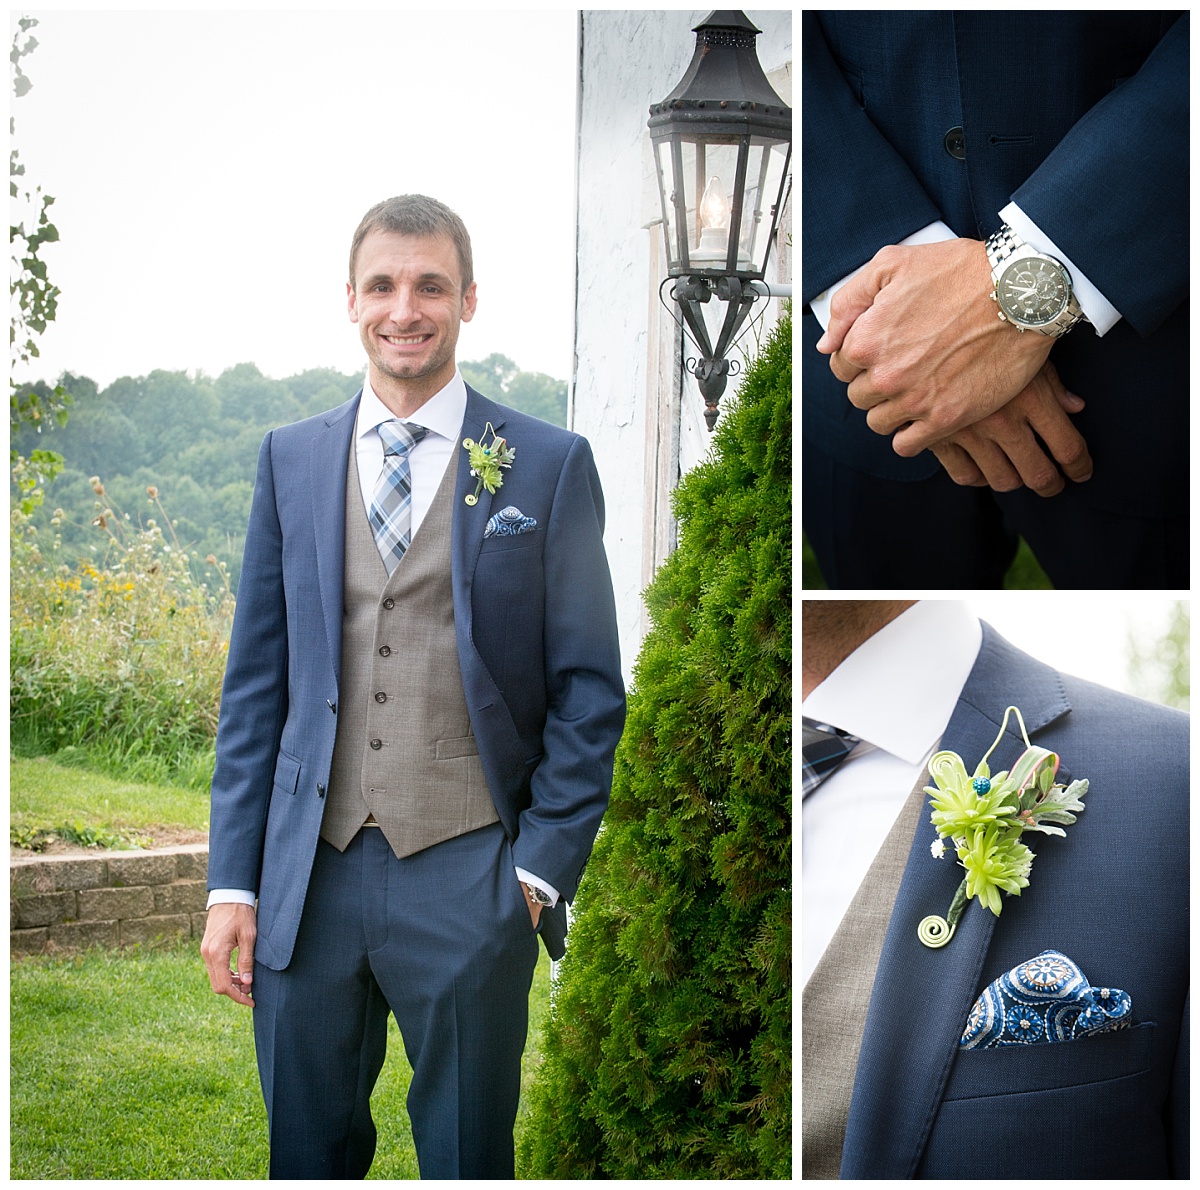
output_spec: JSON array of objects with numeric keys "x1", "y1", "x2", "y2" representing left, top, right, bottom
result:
[{"x1": 12, "y1": 355, "x2": 567, "y2": 591}]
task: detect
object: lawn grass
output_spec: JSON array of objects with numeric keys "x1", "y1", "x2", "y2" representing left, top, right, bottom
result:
[
  {"x1": 10, "y1": 753, "x2": 210, "y2": 843},
  {"x1": 11, "y1": 939, "x2": 554, "y2": 1178}
]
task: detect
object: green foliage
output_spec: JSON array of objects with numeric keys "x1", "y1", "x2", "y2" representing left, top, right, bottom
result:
[
  {"x1": 461, "y1": 354, "x2": 568, "y2": 426},
  {"x1": 1127, "y1": 600, "x2": 1190, "y2": 711},
  {"x1": 11, "y1": 480, "x2": 235, "y2": 790},
  {"x1": 517, "y1": 315, "x2": 791, "y2": 1177},
  {"x1": 11, "y1": 942, "x2": 555, "y2": 1178},
  {"x1": 11, "y1": 364, "x2": 363, "y2": 590},
  {"x1": 10, "y1": 16, "x2": 71, "y2": 512}
]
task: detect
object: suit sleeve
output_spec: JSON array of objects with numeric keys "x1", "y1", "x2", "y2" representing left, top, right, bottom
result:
[
  {"x1": 206, "y1": 431, "x2": 289, "y2": 894},
  {"x1": 1012, "y1": 13, "x2": 1188, "y2": 336},
  {"x1": 801, "y1": 9, "x2": 942, "y2": 303},
  {"x1": 510, "y1": 436, "x2": 626, "y2": 902}
]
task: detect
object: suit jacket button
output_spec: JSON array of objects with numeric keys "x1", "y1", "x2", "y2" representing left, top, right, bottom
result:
[
  {"x1": 317, "y1": 783, "x2": 326, "y2": 798},
  {"x1": 944, "y1": 126, "x2": 965, "y2": 159},
  {"x1": 378, "y1": 645, "x2": 391, "y2": 657},
  {"x1": 370, "y1": 738, "x2": 383, "y2": 750},
  {"x1": 374, "y1": 691, "x2": 387, "y2": 704},
  {"x1": 383, "y1": 597, "x2": 396, "y2": 609}
]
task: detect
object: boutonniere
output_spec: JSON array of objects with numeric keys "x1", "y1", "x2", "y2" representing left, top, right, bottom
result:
[
  {"x1": 917, "y1": 706, "x2": 1089, "y2": 949},
  {"x1": 462, "y1": 422, "x2": 515, "y2": 506}
]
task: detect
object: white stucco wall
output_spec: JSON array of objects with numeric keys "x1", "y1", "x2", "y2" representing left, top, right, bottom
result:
[{"x1": 573, "y1": 10, "x2": 791, "y2": 683}]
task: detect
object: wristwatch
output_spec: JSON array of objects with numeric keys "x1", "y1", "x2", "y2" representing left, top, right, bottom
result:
[
  {"x1": 522, "y1": 882, "x2": 554, "y2": 907},
  {"x1": 985, "y1": 225, "x2": 1083, "y2": 338}
]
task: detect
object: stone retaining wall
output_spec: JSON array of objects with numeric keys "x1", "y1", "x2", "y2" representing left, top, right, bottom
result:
[{"x1": 10, "y1": 844, "x2": 209, "y2": 955}]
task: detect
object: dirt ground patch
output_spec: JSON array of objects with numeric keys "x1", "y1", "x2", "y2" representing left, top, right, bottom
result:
[{"x1": 10, "y1": 825, "x2": 208, "y2": 861}]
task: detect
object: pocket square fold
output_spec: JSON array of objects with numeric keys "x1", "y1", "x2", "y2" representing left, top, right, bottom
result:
[
  {"x1": 960, "y1": 949, "x2": 1132, "y2": 1049},
  {"x1": 483, "y1": 506, "x2": 537, "y2": 538}
]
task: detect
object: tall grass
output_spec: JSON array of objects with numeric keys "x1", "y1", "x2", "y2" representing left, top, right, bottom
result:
[{"x1": 10, "y1": 478, "x2": 234, "y2": 790}]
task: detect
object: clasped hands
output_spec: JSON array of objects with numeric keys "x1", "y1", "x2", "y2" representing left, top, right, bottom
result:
[{"x1": 816, "y1": 238, "x2": 1092, "y2": 497}]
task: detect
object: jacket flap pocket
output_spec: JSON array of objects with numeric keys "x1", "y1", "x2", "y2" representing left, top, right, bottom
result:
[{"x1": 272, "y1": 750, "x2": 302, "y2": 795}]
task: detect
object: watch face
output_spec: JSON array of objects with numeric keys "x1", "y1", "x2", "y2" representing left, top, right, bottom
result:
[{"x1": 997, "y1": 257, "x2": 1070, "y2": 326}]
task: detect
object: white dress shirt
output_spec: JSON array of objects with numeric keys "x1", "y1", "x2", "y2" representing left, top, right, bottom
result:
[
  {"x1": 810, "y1": 206, "x2": 1122, "y2": 335},
  {"x1": 208, "y1": 370, "x2": 558, "y2": 909},
  {"x1": 353, "y1": 370, "x2": 465, "y2": 534},
  {"x1": 802, "y1": 601, "x2": 982, "y2": 985}
]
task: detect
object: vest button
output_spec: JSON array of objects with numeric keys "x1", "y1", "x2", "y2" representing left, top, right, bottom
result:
[
  {"x1": 374, "y1": 691, "x2": 387, "y2": 704},
  {"x1": 370, "y1": 738, "x2": 383, "y2": 750},
  {"x1": 379, "y1": 645, "x2": 391, "y2": 657},
  {"x1": 383, "y1": 597, "x2": 396, "y2": 609}
]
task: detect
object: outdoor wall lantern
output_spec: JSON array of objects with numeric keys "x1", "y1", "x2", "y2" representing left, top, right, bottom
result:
[{"x1": 649, "y1": 10, "x2": 792, "y2": 429}]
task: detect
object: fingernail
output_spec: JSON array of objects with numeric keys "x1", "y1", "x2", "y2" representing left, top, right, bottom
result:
[{"x1": 815, "y1": 333, "x2": 830, "y2": 353}]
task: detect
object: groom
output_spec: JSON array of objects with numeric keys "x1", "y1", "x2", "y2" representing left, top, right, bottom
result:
[
  {"x1": 200, "y1": 195, "x2": 626, "y2": 1178},
  {"x1": 802, "y1": 600, "x2": 1188, "y2": 1178}
]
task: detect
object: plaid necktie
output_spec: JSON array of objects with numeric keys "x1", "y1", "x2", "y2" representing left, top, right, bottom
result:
[
  {"x1": 369, "y1": 420, "x2": 428, "y2": 574},
  {"x1": 802, "y1": 717, "x2": 861, "y2": 798}
]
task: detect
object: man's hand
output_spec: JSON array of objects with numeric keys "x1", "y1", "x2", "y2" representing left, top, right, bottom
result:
[
  {"x1": 200, "y1": 902, "x2": 257, "y2": 1007},
  {"x1": 520, "y1": 882, "x2": 544, "y2": 929},
  {"x1": 816, "y1": 239, "x2": 1054, "y2": 456},
  {"x1": 930, "y1": 360, "x2": 1092, "y2": 497}
]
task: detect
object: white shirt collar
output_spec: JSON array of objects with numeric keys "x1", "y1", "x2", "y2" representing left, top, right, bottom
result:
[
  {"x1": 356, "y1": 369, "x2": 467, "y2": 445},
  {"x1": 802, "y1": 601, "x2": 982, "y2": 766}
]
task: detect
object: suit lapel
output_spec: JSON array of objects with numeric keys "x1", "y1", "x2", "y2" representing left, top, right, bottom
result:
[
  {"x1": 451, "y1": 385, "x2": 508, "y2": 598},
  {"x1": 839, "y1": 623, "x2": 1071, "y2": 1178},
  {"x1": 310, "y1": 393, "x2": 360, "y2": 686}
]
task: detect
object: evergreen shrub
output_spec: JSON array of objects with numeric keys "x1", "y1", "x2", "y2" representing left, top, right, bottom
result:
[{"x1": 517, "y1": 313, "x2": 791, "y2": 1178}]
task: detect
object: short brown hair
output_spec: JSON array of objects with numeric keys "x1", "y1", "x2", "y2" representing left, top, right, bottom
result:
[{"x1": 348, "y1": 195, "x2": 474, "y2": 294}]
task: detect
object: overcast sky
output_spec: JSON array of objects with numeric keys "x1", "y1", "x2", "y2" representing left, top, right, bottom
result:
[
  {"x1": 968, "y1": 594, "x2": 1184, "y2": 703},
  {"x1": 11, "y1": 8, "x2": 581, "y2": 390}
]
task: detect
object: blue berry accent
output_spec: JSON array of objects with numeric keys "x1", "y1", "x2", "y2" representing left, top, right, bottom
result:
[{"x1": 973, "y1": 776, "x2": 992, "y2": 794}]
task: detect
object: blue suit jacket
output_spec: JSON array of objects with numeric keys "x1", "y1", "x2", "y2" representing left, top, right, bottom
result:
[
  {"x1": 838, "y1": 624, "x2": 1189, "y2": 1178},
  {"x1": 802, "y1": 12, "x2": 1189, "y2": 515},
  {"x1": 207, "y1": 385, "x2": 626, "y2": 969}
]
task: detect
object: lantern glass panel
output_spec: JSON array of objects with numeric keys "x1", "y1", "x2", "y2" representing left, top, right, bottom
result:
[
  {"x1": 655, "y1": 137, "x2": 687, "y2": 275},
  {"x1": 735, "y1": 136, "x2": 790, "y2": 277}
]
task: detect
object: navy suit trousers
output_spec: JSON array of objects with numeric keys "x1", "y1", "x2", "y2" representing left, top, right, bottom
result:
[{"x1": 251, "y1": 823, "x2": 539, "y2": 1179}]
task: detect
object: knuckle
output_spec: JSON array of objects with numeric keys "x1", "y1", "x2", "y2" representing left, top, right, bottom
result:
[
  {"x1": 1027, "y1": 468, "x2": 1060, "y2": 494},
  {"x1": 1056, "y1": 440, "x2": 1086, "y2": 467}
]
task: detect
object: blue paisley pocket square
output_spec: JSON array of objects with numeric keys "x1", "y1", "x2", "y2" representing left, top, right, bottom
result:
[
  {"x1": 960, "y1": 949, "x2": 1132, "y2": 1049},
  {"x1": 483, "y1": 506, "x2": 538, "y2": 539}
]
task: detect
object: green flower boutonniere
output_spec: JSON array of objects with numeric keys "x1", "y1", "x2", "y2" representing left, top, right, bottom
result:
[
  {"x1": 462, "y1": 423, "x2": 515, "y2": 506},
  {"x1": 918, "y1": 706, "x2": 1089, "y2": 949}
]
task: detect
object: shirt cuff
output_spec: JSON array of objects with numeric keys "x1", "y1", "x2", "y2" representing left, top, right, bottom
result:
[
  {"x1": 809, "y1": 221, "x2": 957, "y2": 331},
  {"x1": 207, "y1": 889, "x2": 256, "y2": 909},
  {"x1": 1001, "y1": 201, "x2": 1122, "y2": 336},
  {"x1": 514, "y1": 867, "x2": 559, "y2": 907}
]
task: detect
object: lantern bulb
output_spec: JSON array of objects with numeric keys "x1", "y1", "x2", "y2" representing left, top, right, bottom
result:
[{"x1": 699, "y1": 176, "x2": 729, "y2": 230}]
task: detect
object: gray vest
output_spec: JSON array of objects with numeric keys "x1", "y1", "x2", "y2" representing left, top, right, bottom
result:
[
  {"x1": 801, "y1": 769, "x2": 928, "y2": 1179},
  {"x1": 321, "y1": 441, "x2": 500, "y2": 857}
]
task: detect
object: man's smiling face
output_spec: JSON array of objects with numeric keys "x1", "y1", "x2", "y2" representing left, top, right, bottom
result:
[{"x1": 347, "y1": 228, "x2": 477, "y2": 406}]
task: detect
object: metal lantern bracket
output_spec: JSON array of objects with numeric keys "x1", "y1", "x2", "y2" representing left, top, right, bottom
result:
[{"x1": 658, "y1": 274, "x2": 777, "y2": 430}]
